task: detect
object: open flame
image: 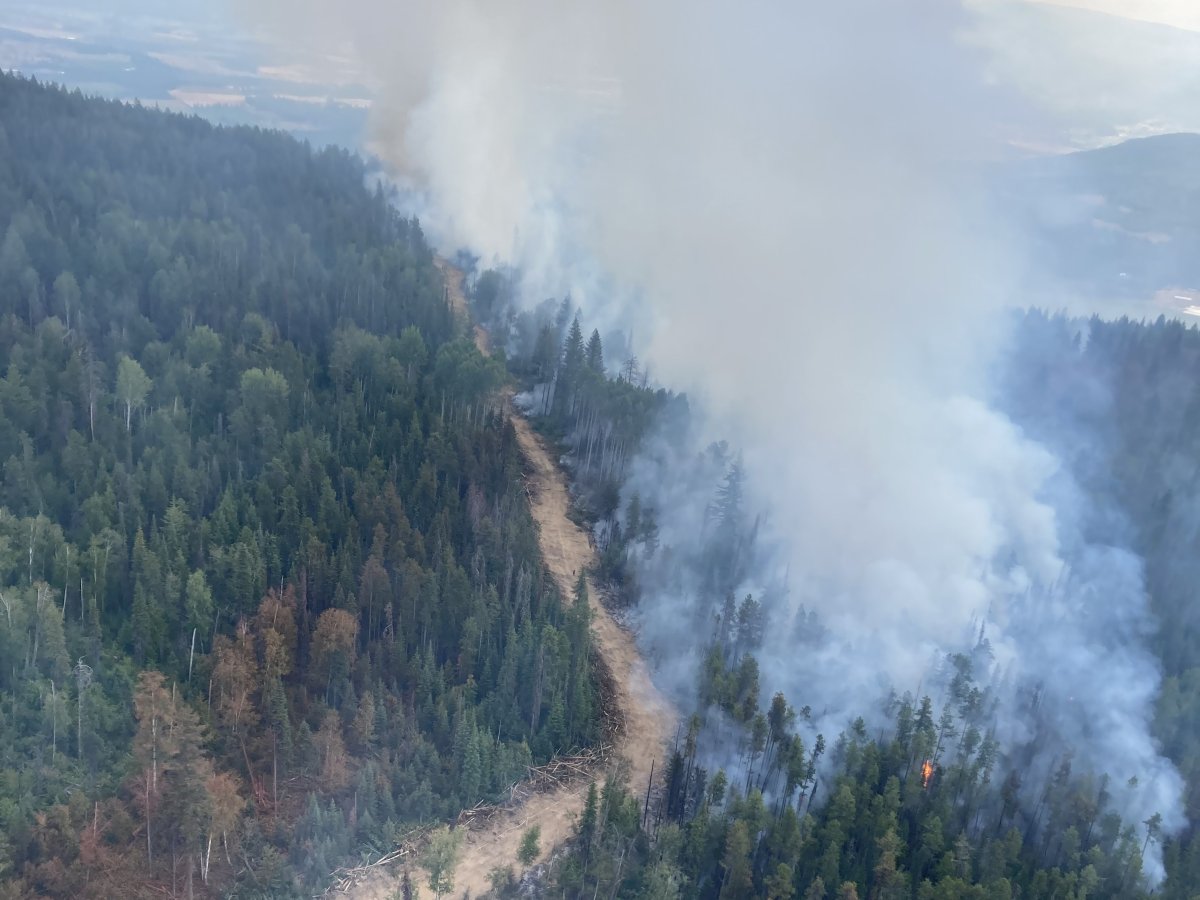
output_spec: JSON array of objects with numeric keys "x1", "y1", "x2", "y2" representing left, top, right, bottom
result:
[{"x1": 921, "y1": 759, "x2": 934, "y2": 789}]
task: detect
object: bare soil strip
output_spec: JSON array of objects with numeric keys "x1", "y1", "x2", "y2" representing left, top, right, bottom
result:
[
  {"x1": 435, "y1": 258, "x2": 491, "y2": 355},
  {"x1": 341, "y1": 264, "x2": 675, "y2": 898}
]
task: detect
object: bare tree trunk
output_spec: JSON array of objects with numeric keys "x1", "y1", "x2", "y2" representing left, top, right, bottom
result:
[
  {"x1": 60, "y1": 547, "x2": 70, "y2": 621},
  {"x1": 530, "y1": 641, "x2": 544, "y2": 736},
  {"x1": 49, "y1": 681, "x2": 56, "y2": 761},
  {"x1": 145, "y1": 778, "x2": 153, "y2": 867}
]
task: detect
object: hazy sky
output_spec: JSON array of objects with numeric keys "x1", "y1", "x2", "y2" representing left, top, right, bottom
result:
[
  {"x1": 966, "y1": 0, "x2": 1200, "y2": 147},
  {"x1": 35, "y1": 0, "x2": 1200, "y2": 33},
  {"x1": 3, "y1": 0, "x2": 1197, "y2": 151},
  {"x1": 230, "y1": 0, "x2": 1200, "y2": 149},
  {"x1": 1035, "y1": 0, "x2": 1200, "y2": 31}
]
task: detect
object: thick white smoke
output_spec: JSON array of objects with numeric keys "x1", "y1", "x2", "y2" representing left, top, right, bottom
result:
[{"x1": 239, "y1": 0, "x2": 1186, "y2": 875}]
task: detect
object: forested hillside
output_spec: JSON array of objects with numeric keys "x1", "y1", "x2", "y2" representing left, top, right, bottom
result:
[
  {"x1": 1006, "y1": 312, "x2": 1200, "y2": 859},
  {"x1": 0, "y1": 74, "x2": 598, "y2": 898},
  {"x1": 7, "y1": 66, "x2": 1200, "y2": 900},
  {"x1": 474, "y1": 277, "x2": 1200, "y2": 898},
  {"x1": 999, "y1": 134, "x2": 1200, "y2": 300}
]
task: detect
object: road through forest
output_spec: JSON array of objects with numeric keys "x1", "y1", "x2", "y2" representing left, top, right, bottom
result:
[{"x1": 346, "y1": 263, "x2": 676, "y2": 898}]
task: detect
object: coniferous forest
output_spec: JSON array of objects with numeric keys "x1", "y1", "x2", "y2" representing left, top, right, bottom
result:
[
  {"x1": 5, "y1": 71, "x2": 1200, "y2": 900},
  {"x1": 470, "y1": 289, "x2": 1200, "y2": 898},
  {"x1": 0, "y1": 73, "x2": 596, "y2": 898}
]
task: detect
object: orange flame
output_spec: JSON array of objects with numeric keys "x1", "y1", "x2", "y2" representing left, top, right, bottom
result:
[{"x1": 921, "y1": 760, "x2": 934, "y2": 789}]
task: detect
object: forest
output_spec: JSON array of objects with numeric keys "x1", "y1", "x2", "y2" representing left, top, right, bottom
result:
[
  {"x1": 0, "y1": 73, "x2": 597, "y2": 898},
  {"x1": 475, "y1": 287, "x2": 1200, "y2": 898},
  {"x1": 5, "y1": 69, "x2": 1200, "y2": 900}
]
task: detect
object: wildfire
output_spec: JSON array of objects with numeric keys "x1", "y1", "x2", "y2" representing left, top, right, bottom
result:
[{"x1": 921, "y1": 760, "x2": 934, "y2": 789}]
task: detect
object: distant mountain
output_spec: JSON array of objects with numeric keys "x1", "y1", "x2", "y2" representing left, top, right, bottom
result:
[{"x1": 999, "y1": 133, "x2": 1200, "y2": 308}]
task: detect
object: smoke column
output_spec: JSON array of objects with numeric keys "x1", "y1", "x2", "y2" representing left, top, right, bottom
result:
[{"x1": 240, "y1": 0, "x2": 1186, "y2": 875}]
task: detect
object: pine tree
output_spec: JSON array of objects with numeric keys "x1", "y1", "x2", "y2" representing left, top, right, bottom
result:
[
  {"x1": 131, "y1": 530, "x2": 165, "y2": 664},
  {"x1": 518, "y1": 825, "x2": 541, "y2": 865},
  {"x1": 766, "y1": 863, "x2": 796, "y2": 900},
  {"x1": 132, "y1": 670, "x2": 214, "y2": 882},
  {"x1": 580, "y1": 781, "x2": 599, "y2": 859},
  {"x1": 533, "y1": 324, "x2": 558, "y2": 381},
  {"x1": 585, "y1": 329, "x2": 604, "y2": 373},
  {"x1": 423, "y1": 826, "x2": 462, "y2": 899},
  {"x1": 871, "y1": 829, "x2": 903, "y2": 900},
  {"x1": 719, "y1": 821, "x2": 754, "y2": 899},
  {"x1": 555, "y1": 317, "x2": 586, "y2": 417}
]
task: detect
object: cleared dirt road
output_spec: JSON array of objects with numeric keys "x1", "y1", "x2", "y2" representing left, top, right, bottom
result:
[{"x1": 346, "y1": 264, "x2": 675, "y2": 899}]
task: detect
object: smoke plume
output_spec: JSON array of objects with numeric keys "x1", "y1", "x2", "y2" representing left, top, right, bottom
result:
[{"x1": 238, "y1": 0, "x2": 1186, "y2": 876}]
